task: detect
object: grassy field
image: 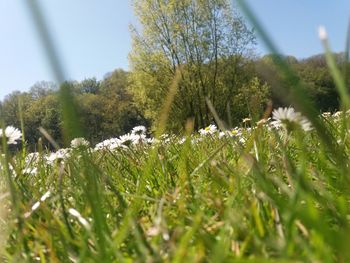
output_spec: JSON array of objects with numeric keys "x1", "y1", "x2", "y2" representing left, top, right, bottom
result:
[
  {"x1": 1, "y1": 109, "x2": 350, "y2": 262},
  {"x1": 1, "y1": 1, "x2": 349, "y2": 262}
]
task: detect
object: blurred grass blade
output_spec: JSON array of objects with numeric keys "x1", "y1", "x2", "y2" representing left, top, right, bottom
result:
[
  {"x1": 25, "y1": 0, "x2": 83, "y2": 145},
  {"x1": 344, "y1": 18, "x2": 350, "y2": 87},
  {"x1": 155, "y1": 67, "x2": 181, "y2": 137},
  {"x1": 319, "y1": 26, "x2": 350, "y2": 109},
  {"x1": 17, "y1": 96, "x2": 26, "y2": 165},
  {"x1": 59, "y1": 82, "x2": 84, "y2": 143},
  {"x1": 236, "y1": 0, "x2": 343, "y2": 164},
  {"x1": 24, "y1": 0, "x2": 66, "y2": 83}
]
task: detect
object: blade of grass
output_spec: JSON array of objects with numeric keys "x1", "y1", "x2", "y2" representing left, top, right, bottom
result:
[
  {"x1": 319, "y1": 26, "x2": 350, "y2": 109},
  {"x1": 24, "y1": 1, "x2": 84, "y2": 146},
  {"x1": 236, "y1": 0, "x2": 347, "y2": 171}
]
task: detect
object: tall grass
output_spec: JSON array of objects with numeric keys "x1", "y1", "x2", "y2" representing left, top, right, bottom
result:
[
  {"x1": 0, "y1": 1, "x2": 349, "y2": 262},
  {"x1": 1, "y1": 116, "x2": 350, "y2": 262}
]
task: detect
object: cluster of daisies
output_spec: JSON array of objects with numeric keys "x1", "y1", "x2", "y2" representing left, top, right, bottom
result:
[{"x1": 1, "y1": 107, "x2": 348, "y2": 174}]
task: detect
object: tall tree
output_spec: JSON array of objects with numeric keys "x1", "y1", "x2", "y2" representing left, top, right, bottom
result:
[{"x1": 129, "y1": 0, "x2": 256, "y2": 130}]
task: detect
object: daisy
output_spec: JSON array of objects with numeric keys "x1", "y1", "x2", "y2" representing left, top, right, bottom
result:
[
  {"x1": 131, "y1": 125, "x2": 147, "y2": 135},
  {"x1": 71, "y1": 137, "x2": 90, "y2": 148},
  {"x1": 199, "y1": 124, "x2": 217, "y2": 136},
  {"x1": 321, "y1": 112, "x2": 331, "y2": 118},
  {"x1": 0, "y1": 126, "x2": 22, "y2": 144},
  {"x1": 333, "y1": 111, "x2": 342, "y2": 118},
  {"x1": 94, "y1": 138, "x2": 121, "y2": 151},
  {"x1": 46, "y1": 148, "x2": 71, "y2": 165},
  {"x1": 271, "y1": 107, "x2": 312, "y2": 132}
]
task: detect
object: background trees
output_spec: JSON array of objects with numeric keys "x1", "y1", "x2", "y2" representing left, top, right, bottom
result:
[
  {"x1": 0, "y1": 52, "x2": 344, "y2": 149},
  {"x1": 0, "y1": 70, "x2": 148, "y2": 149},
  {"x1": 254, "y1": 54, "x2": 343, "y2": 112},
  {"x1": 129, "y1": 0, "x2": 258, "y2": 130}
]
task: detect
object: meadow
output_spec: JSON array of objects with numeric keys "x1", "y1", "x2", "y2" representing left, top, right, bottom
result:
[
  {"x1": 1, "y1": 107, "x2": 350, "y2": 262},
  {"x1": 1, "y1": 1, "x2": 350, "y2": 262}
]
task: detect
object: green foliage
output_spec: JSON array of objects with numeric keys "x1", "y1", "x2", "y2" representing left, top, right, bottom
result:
[
  {"x1": 232, "y1": 76, "x2": 270, "y2": 121},
  {"x1": 254, "y1": 53, "x2": 343, "y2": 111},
  {"x1": 0, "y1": 70, "x2": 148, "y2": 149},
  {"x1": 129, "y1": 0, "x2": 257, "y2": 130},
  {"x1": 24, "y1": 93, "x2": 62, "y2": 146}
]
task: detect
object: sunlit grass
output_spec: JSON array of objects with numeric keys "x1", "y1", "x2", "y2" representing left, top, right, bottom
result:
[
  {"x1": 0, "y1": 112, "x2": 350, "y2": 261},
  {"x1": 0, "y1": 0, "x2": 349, "y2": 262}
]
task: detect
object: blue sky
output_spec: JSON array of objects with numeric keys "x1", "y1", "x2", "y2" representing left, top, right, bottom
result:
[{"x1": 0, "y1": 0, "x2": 349, "y2": 99}]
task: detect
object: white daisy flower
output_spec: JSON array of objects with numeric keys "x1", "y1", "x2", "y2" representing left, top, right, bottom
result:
[
  {"x1": 0, "y1": 126, "x2": 22, "y2": 144},
  {"x1": 23, "y1": 167, "x2": 38, "y2": 175},
  {"x1": 333, "y1": 111, "x2": 342, "y2": 118},
  {"x1": 199, "y1": 124, "x2": 218, "y2": 136},
  {"x1": 119, "y1": 133, "x2": 146, "y2": 146},
  {"x1": 218, "y1": 131, "x2": 226, "y2": 138},
  {"x1": 271, "y1": 107, "x2": 312, "y2": 132},
  {"x1": 94, "y1": 138, "x2": 120, "y2": 151},
  {"x1": 321, "y1": 112, "x2": 331, "y2": 118},
  {"x1": 46, "y1": 148, "x2": 71, "y2": 165},
  {"x1": 147, "y1": 137, "x2": 159, "y2": 145},
  {"x1": 131, "y1": 125, "x2": 147, "y2": 135},
  {"x1": 160, "y1": 133, "x2": 172, "y2": 144},
  {"x1": 178, "y1": 137, "x2": 187, "y2": 144},
  {"x1": 71, "y1": 137, "x2": 90, "y2": 148}
]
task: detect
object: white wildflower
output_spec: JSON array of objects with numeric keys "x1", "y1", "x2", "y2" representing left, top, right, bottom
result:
[
  {"x1": 119, "y1": 133, "x2": 146, "y2": 147},
  {"x1": 218, "y1": 131, "x2": 226, "y2": 138},
  {"x1": 178, "y1": 137, "x2": 187, "y2": 144},
  {"x1": 160, "y1": 134, "x2": 172, "y2": 144},
  {"x1": 131, "y1": 125, "x2": 147, "y2": 135},
  {"x1": 321, "y1": 112, "x2": 331, "y2": 118},
  {"x1": 71, "y1": 137, "x2": 90, "y2": 148},
  {"x1": 0, "y1": 126, "x2": 22, "y2": 144},
  {"x1": 25, "y1": 152, "x2": 40, "y2": 164},
  {"x1": 271, "y1": 107, "x2": 312, "y2": 132},
  {"x1": 46, "y1": 148, "x2": 71, "y2": 165},
  {"x1": 147, "y1": 137, "x2": 158, "y2": 144},
  {"x1": 23, "y1": 167, "x2": 38, "y2": 175},
  {"x1": 94, "y1": 138, "x2": 120, "y2": 151},
  {"x1": 333, "y1": 111, "x2": 342, "y2": 118},
  {"x1": 199, "y1": 124, "x2": 217, "y2": 136}
]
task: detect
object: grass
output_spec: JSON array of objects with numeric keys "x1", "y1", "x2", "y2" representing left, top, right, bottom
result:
[
  {"x1": 1, "y1": 116, "x2": 350, "y2": 262},
  {"x1": 1, "y1": 1, "x2": 350, "y2": 262}
]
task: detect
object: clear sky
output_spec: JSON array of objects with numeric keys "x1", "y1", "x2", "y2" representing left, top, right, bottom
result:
[{"x1": 0, "y1": 0, "x2": 349, "y2": 99}]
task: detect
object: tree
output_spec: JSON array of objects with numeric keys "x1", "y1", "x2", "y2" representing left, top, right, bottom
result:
[
  {"x1": 129, "y1": 0, "x2": 256, "y2": 130},
  {"x1": 232, "y1": 77, "x2": 270, "y2": 121},
  {"x1": 29, "y1": 81, "x2": 57, "y2": 99},
  {"x1": 74, "y1": 78, "x2": 100, "y2": 94},
  {"x1": 24, "y1": 94, "x2": 62, "y2": 147},
  {"x1": 254, "y1": 53, "x2": 342, "y2": 112},
  {"x1": 75, "y1": 70, "x2": 148, "y2": 144}
]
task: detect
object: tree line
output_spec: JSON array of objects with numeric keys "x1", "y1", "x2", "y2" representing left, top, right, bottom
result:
[
  {"x1": 0, "y1": 70, "x2": 148, "y2": 148},
  {"x1": 0, "y1": 53, "x2": 343, "y2": 149}
]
